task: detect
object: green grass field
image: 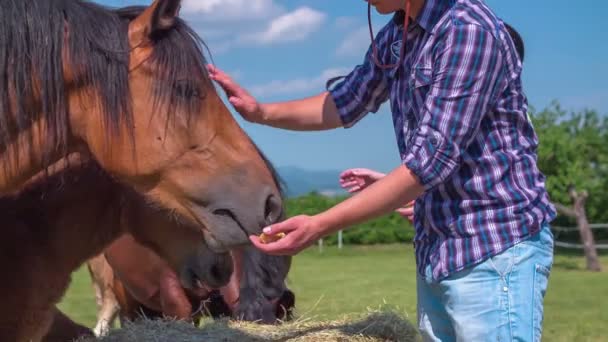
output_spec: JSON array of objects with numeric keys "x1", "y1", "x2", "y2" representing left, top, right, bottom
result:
[{"x1": 59, "y1": 245, "x2": 607, "y2": 341}]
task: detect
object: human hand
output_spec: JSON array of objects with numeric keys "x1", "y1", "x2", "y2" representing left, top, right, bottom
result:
[
  {"x1": 395, "y1": 200, "x2": 415, "y2": 222},
  {"x1": 249, "y1": 215, "x2": 324, "y2": 256},
  {"x1": 339, "y1": 168, "x2": 386, "y2": 193},
  {"x1": 206, "y1": 64, "x2": 263, "y2": 123}
]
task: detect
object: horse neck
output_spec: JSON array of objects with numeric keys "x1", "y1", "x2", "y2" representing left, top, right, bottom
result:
[
  {"x1": 8, "y1": 166, "x2": 127, "y2": 274},
  {"x1": 0, "y1": 121, "x2": 84, "y2": 196},
  {"x1": 49, "y1": 174, "x2": 127, "y2": 273},
  {"x1": 0, "y1": 166, "x2": 124, "y2": 342}
]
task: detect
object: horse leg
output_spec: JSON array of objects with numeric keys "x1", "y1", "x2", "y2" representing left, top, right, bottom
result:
[
  {"x1": 93, "y1": 295, "x2": 120, "y2": 337},
  {"x1": 87, "y1": 254, "x2": 120, "y2": 337},
  {"x1": 42, "y1": 307, "x2": 93, "y2": 342}
]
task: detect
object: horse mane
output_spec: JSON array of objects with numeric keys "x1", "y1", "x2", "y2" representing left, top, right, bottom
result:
[
  {"x1": 0, "y1": 1, "x2": 214, "y2": 168},
  {"x1": 114, "y1": 6, "x2": 214, "y2": 130},
  {"x1": 0, "y1": 0, "x2": 131, "y2": 166}
]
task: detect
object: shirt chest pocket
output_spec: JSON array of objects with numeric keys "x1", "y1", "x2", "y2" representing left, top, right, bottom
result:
[
  {"x1": 405, "y1": 65, "x2": 433, "y2": 114},
  {"x1": 410, "y1": 65, "x2": 433, "y2": 90}
]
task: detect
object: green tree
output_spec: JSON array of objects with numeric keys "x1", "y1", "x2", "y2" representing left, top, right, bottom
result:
[{"x1": 532, "y1": 102, "x2": 608, "y2": 223}]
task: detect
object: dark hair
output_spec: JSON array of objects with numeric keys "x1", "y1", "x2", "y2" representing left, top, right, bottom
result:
[
  {"x1": 0, "y1": 0, "x2": 131, "y2": 166},
  {"x1": 504, "y1": 23, "x2": 525, "y2": 62},
  {"x1": 0, "y1": 1, "x2": 215, "y2": 168}
]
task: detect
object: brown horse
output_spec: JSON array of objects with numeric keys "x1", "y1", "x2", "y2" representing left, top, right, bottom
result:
[
  {"x1": 1, "y1": 155, "x2": 237, "y2": 341},
  {"x1": 0, "y1": 1, "x2": 286, "y2": 340},
  {"x1": 1, "y1": 0, "x2": 281, "y2": 248},
  {"x1": 88, "y1": 237, "x2": 295, "y2": 336}
]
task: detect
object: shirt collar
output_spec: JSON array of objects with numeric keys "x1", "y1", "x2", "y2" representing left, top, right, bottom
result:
[{"x1": 392, "y1": 0, "x2": 453, "y2": 32}]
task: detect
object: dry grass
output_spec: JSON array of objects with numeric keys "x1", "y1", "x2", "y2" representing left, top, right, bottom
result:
[{"x1": 78, "y1": 306, "x2": 419, "y2": 342}]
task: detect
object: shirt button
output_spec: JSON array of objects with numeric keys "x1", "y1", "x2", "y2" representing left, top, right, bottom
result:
[
  {"x1": 503, "y1": 286, "x2": 508, "y2": 292},
  {"x1": 429, "y1": 136, "x2": 438, "y2": 145}
]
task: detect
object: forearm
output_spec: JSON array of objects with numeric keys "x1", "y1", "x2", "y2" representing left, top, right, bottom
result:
[
  {"x1": 317, "y1": 165, "x2": 424, "y2": 234},
  {"x1": 258, "y1": 92, "x2": 343, "y2": 131}
]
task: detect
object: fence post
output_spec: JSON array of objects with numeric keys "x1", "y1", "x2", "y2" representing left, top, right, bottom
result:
[
  {"x1": 318, "y1": 238, "x2": 323, "y2": 253},
  {"x1": 338, "y1": 230, "x2": 343, "y2": 249}
]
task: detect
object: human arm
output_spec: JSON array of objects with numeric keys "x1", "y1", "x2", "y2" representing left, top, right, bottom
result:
[
  {"x1": 207, "y1": 65, "x2": 342, "y2": 131},
  {"x1": 249, "y1": 24, "x2": 506, "y2": 255},
  {"x1": 250, "y1": 164, "x2": 424, "y2": 255}
]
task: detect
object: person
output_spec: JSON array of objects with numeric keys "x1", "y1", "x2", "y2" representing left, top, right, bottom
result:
[
  {"x1": 208, "y1": 0, "x2": 555, "y2": 340},
  {"x1": 338, "y1": 22, "x2": 526, "y2": 225}
]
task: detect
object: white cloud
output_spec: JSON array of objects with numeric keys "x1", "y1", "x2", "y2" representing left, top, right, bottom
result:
[
  {"x1": 182, "y1": 1, "x2": 326, "y2": 52},
  {"x1": 250, "y1": 67, "x2": 352, "y2": 98},
  {"x1": 182, "y1": 0, "x2": 283, "y2": 22},
  {"x1": 240, "y1": 7, "x2": 326, "y2": 45}
]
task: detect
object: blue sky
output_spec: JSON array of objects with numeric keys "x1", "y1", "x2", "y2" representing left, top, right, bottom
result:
[{"x1": 102, "y1": 0, "x2": 607, "y2": 173}]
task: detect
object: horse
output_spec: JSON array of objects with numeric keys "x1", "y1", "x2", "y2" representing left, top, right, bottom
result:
[
  {"x1": 87, "y1": 239, "x2": 295, "y2": 337},
  {"x1": 0, "y1": 154, "x2": 235, "y2": 341},
  {"x1": 0, "y1": 0, "x2": 287, "y2": 338},
  {"x1": 1, "y1": 0, "x2": 282, "y2": 255}
]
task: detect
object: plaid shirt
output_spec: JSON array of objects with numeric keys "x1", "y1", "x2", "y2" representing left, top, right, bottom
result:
[{"x1": 329, "y1": 0, "x2": 556, "y2": 281}]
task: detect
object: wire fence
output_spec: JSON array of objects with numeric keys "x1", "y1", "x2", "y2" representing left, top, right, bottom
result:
[
  {"x1": 316, "y1": 226, "x2": 608, "y2": 251},
  {"x1": 551, "y1": 225, "x2": 608, "y2": 250}
]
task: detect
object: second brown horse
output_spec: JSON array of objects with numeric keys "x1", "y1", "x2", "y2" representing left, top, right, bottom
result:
[{"x1": 88, "y1": 236, "x2": 295, "y2": 336}]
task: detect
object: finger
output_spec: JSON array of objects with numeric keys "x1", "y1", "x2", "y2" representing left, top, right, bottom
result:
[
  {"x1": 249, "y1": 235, "x2": 295, "y2": 256},
  {"x1": 339, "y1": 169, "x2": 355, "y2": 177},
  {"x1": 347, "y1": 185, "x2": 361, "y2": 193},
  {"x1": 228, "y1": 97, "x2": 245, "y2": 109},
  {"x1": 339, "y1": 168, "x2": 362, "y2": 179},
  {"x1": 262, "y1": 218, "x2": 299, "y2": 235},
  {"x1": 339, "y1": 180, "x2": 360, "y2": 189},
  {"x1": 395, "y1": 207, "x2": 414, "y2": 217},
  {"x1": 209, "y1": 68, "x2": 238, "y2": 91}
]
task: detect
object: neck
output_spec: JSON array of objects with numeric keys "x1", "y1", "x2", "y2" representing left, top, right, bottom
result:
[
  {"x1": 0, "y1": 122, "x2": 87, "y2": 196},
  {"x1": 408, "y1": 0, "x2": 426, "y2": 20}
]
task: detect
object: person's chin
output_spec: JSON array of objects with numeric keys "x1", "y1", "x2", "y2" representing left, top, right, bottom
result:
[{"x1": 373, "y1": 5, "x2": 397, "y2": 15}]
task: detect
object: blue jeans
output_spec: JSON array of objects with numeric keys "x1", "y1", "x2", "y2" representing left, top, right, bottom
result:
[{"x1": 417, "y1": 224, "x2": 554, "y2": 341}]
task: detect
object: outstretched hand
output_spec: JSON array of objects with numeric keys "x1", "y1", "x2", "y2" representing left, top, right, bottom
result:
[
  {"x1": 249, "y1": 215, "x2": 324, "y2": 256},
  {"x1": 396, "y1": 200, "x2": 415, "y2": 222},
  {"x1": 339, "y1": 168, "x2": 416, "y2": 222},
  {"x1": 339, "y1": 168, "x2": 386, "y2": 193},
  {"x1": 206, "y1": 64, "x2": 263, "y2": 123}
]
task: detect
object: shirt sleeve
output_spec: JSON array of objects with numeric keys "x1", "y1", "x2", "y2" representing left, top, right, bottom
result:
[
  {"x1": 328, "y1": 26, "x2": 392, "y2": 128},
  {"x1": 402, "y1": 23, "x2": 505, "y2": 190}
]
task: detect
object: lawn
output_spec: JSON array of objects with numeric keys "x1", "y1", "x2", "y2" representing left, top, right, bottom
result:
[{"x1": 59, "y1": 245, "x2": 607, "y2": 341}]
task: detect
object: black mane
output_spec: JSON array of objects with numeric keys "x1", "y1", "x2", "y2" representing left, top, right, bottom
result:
[
  {"x1": 0, "y1": 1, "x2": 213, "y2": 167},
  {"x1": 0, "y1": 0, "x2": 283, "y2": 199},
  {"x1": 0, "y1": 0, "x2": 131, "y2": 166}
]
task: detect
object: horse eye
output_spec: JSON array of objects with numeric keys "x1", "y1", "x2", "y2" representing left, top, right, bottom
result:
[{"x1": 174, "y1": 81, "x2": 201, "y2": 99}]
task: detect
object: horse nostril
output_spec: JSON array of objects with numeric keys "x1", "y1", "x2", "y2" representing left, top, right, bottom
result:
[
  {"x1": 264, "y1": 194, "x2": 282, "y2": 224},
  {"x1": 210, "y1": 264, "x2": 222, "y2": 281}
]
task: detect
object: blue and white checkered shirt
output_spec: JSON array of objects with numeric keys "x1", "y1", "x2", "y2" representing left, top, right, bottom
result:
[{"x1": 329, "y1": 0, "x2": 556, "y2": 281}]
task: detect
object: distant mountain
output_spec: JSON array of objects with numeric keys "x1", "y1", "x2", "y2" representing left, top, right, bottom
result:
[{"x1": 276, "y1": 166, "x2": 347, "y2": 198}]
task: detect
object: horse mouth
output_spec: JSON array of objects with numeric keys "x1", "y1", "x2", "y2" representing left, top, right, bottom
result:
[{"x1": 181, "y1": 268, "x2": 217, "y2": 293}]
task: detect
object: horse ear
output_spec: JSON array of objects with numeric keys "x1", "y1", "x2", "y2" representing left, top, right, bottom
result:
[
  {"x1": 150, "y1": 0, "x2": 182, "y2": 34},
  {"x1": 128, "y1": 0, "x2": 181, "y2": 47}
]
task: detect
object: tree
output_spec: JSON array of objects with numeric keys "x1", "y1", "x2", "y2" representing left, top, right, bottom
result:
[
  {"x1": 533, "y1": 102, "x2": 608, "y2": 223},
  {"x1": 553, "y1": 186, "x2": 602, "y2": 271}
]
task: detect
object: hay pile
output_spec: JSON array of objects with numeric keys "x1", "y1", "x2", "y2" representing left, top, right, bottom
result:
[{"x1": 79, "y1": 307, "x2": 419, "y2": 342}]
